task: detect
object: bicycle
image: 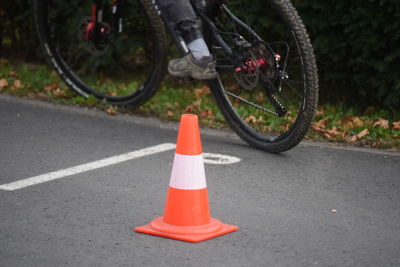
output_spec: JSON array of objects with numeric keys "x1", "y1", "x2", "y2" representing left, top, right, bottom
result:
[{"x1": 34, "y1": 0, "x2": 318, "y2": 152}]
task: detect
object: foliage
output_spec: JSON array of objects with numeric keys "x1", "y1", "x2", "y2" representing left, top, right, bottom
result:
[
  {"x1": 0, "y1": 0, "x2": 39, "y2": 60},
  {"x1": 1, "y1": 60, "x2": 399, "y2": 149},
  {"x1": 1, "y1": 0, "x2": 400, "y2": 109},
  {"x1": 294, "y1": 0, "x2": 400, "y2": 109}
]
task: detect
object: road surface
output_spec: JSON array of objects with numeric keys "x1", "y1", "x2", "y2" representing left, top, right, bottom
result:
[{"x1": 1, "y1": 94, "x2": 399, "y2": 266}]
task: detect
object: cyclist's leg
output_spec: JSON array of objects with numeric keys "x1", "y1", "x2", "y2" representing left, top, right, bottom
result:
[
  {"x1": 159, "y1": 0, "x2": 216, "y2": 79},
  {"x1": 159, "y1": 0, "x2": 210, "y2": 59},
  {"x1": 158, "y1": 0, "x2": 202, "y2": 44}
]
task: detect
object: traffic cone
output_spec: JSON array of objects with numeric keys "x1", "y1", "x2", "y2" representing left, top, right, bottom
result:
[{"x1": 135, "y1": 114, "x2": 238, "y2": 242}]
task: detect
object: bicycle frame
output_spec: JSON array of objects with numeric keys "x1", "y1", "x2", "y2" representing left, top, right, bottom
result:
[
  {"x1": 86, "y1": 0, "x2": 288, "y2": 116},
  {"x1": 36, "y1": 0, "x2": 317, "y2": 152},
  {"x1": 87, "y1": 0, "x2": 263, "y2": 70}
]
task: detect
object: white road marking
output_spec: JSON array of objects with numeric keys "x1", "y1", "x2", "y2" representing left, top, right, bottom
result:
[
  {"x1": 203, "y1": 153, "x2": 241, "y2": 165},
  {"x1": 0, "y1": 144, "x2": 242, "y2": 191},
  {"x1": 0, "y1": 143, "x2": 176, "y2": 191}
]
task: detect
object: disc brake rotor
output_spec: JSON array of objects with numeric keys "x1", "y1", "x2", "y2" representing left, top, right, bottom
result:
[
  {"x1": 233, "y1": 52, "x2": 259, "y2": 90},
  {"x1": 233, "y1": 41, "x2": 277, "y2": 90},
  {"x1": 78, "y1": 17, "x2": 112, "y2": 56},
  {"x1": 254, "y1": 42, "x2": 277, "y2": 82}
]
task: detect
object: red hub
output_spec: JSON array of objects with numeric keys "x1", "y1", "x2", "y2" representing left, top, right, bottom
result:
[
  {"x1": 235, "y1": 54, "x2": 281, "y2": 74},
  {"x1": 235, "y1": 57, "x2": 267, "y2": 74}
]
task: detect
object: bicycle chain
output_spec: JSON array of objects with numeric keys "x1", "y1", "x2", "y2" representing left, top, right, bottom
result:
[{"x1": 224, "y1": 90, "x2": 280, "y2": 117}]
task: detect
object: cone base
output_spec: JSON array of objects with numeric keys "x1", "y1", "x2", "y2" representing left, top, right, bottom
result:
[{"x1": 135, "y1": 216, "x2": 238, "y2": 243}]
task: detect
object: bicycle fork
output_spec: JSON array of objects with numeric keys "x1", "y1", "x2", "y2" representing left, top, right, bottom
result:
[{"x1": 85, "y1": 0, "x2": 125, "y2": 47}]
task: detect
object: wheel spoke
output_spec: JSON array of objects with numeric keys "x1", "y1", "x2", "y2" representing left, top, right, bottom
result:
[
  {"x1": 209, "y1": 0, "x2": 318, "y2": 152},
  {"x1": 282, "y1": 79, "x2": 303, "y2": 98},
  {"x1": 40, "y1": 0, "x2": 166, "y2": 104}
]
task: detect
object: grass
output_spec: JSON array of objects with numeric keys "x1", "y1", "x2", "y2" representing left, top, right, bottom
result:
[{"x1": 1, "y1": 58, "x2": 399, "y2": 151}]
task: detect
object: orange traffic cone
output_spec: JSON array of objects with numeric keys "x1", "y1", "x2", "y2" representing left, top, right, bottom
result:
[{"x1": 135, "y1": 114, "x2": 238, "y2": 242}]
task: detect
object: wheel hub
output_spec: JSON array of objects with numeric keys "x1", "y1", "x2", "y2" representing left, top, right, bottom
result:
[
  {"x1": 233, "y1": 41, "x2": 278, "y2": 90},
  {"x1": 79, "y1": 17, "x2": 113, "y2": 55}
]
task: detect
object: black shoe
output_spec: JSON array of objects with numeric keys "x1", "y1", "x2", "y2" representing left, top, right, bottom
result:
[{"x1": 168, "y1": 54, "x2": 218, "y2": 80}]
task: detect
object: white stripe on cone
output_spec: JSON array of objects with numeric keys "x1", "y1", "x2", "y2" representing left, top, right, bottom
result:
[{"x1": 169, "y1": 154, "x2": 207, "y2": 190}]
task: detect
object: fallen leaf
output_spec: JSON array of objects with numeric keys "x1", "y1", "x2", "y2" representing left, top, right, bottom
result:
[
  {"x1": 340, "y1": 117, "x2": 353, "y2": 128},
  {"x1": 184, "y1": 99, "x2": 202, "y2": 113},
  {"x1": 324, "y1": 126, "x2": 345, "y2": 139},
  {"x1": 166, "y1": 110, "x2": 174, "y2": 117},
  {"x1": 13, "y1": 79, "x2": 23, "y2": 89},
  {"x1": 0, "y1": 78, "x2": 8, "y2": 88},
  {"x1": 315, "y1": 108, "x2": 325, "y2": 116},
  {"x1": 256, "y1": 92, "x2": 265, "y2": 103},
  {"x1": 312, "y1": 117, "x2": 329, "y2": 132},
  {"x1": 286, "y1": 116, "x2": 295, "y2": 123},
  {"x1": 341, "y1": 116, "x2": 363, "y2": 128},
  {"x1": 283, "y1": 124, "x2": 290, "y2": 131},
  {"x1": 357, "y1": 128, "x2": 369, "y2": 138},
  {"x1": 225, "y1": 85, "x2": 238, "y2": 92},
  {"x1": 393, "y1": 121, "x2": 400, "y2": 130},
  {"x1": 363, "y1": 106, "x2": 375, "y2": 115},
  {"x1": 8, "y1": 71, "x2": 17, "y2": 77},
  {"x1": 350, "y1": 135, "x2": 358, "y2": 142},
  {"x1": 352, "y1": 116, "x2": 364, "y2": 127},
  {"x1": 244, "y1": 115, "x2": 258, "y2": 124},
  {"x1": 373, "y1": 118, "x2": 389, "y2": 129},
  {"x1": 232, "y1": 101, "x2": 240, "y2": 107},
  {"x1": 350, "y1": 128, "x2": 369, "y2": 142},
  {"x1": 43, "y1": 82, "x2": 58, "y2": 91},
  {"x1": 323, "y1": 133, "x2": 331, "y2": 139},
  {"x1": 36, "y1": 93, "x2": 49, "y2": 99},
  {"x1": 200, "y1": 109, "x2": 214, "y2": 119},
  {"x1": 194, "y1": 85, "x2": 211, "y2": 97},
  {"x1": 53, "y1": 88, "x2": 68, "y2": 98},
  {"x1": 353, "y1": 129, "x2": 369, "y2": 141},
  {"x1": 105, "y1": 108, "x2": 117, "y2": 115}
]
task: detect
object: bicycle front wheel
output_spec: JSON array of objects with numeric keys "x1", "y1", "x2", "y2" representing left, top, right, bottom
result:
[
  {"x1": 34, "y1": 0, "x2": 168, "y2": 106},
  {"x1": 208, "y1": 0, "x2": 318, "y2": 152}
]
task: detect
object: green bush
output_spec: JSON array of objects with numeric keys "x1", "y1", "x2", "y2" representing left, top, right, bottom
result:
[
  {"x1": 0, "y1": 0, "x2": 39, "y2": 60},
  {"x1": 295, "y1": 0, "x2": 400, "y2": 109}
]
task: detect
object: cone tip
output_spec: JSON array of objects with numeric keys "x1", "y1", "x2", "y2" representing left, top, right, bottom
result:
[
  {"x1": 181, "y1": 114, "x2": 198, "y2": 120},
  {"x1": 176, "y1": 114, "x2": 202, "y2": 155}
]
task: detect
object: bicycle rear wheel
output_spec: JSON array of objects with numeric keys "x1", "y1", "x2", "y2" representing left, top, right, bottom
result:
[
  {"x1": 207, "y1": 0, "x2": 318, "y2": 152},
  {"x1": 34, "y1": 0, "x2": 167, "y2": 106}
]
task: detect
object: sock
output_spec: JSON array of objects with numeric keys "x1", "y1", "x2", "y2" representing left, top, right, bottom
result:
[{"x1": 187, "y1": 38, "x2": 211, "y2": 61}]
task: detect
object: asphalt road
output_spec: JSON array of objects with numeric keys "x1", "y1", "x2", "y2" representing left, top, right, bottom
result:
[{"x1": 1, "y1": 94, "x2": 400, "y2": 267}]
